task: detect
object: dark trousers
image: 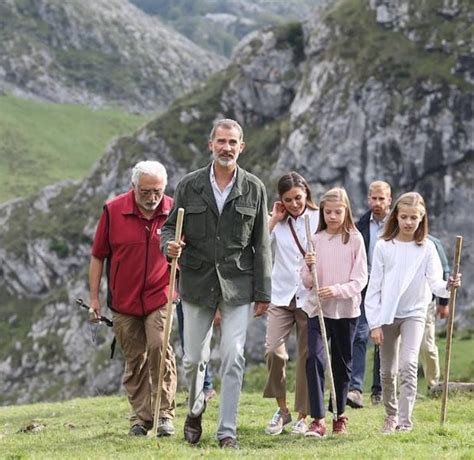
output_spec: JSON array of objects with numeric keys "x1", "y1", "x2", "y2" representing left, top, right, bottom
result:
[
  {"x1": 177, "y1": 300, "x2": 213, "y2": 390},
  {"x1": 350, "y1": 304, "x2": 382, "y2": 395},
  {"x1": 372, "y1": 345, "x2": 382, "y2": 395},
  {"x1": 306, "y1": 316, "x2": 357, "y2": 418},
  {"x1": 350, "y1": 304, "x2": 370, "y2": 392}
]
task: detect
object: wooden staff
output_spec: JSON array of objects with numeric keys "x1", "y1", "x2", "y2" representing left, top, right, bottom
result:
[
  {"x1": 151, "y1": 208, "x2": 184, "y2": 437},
  {"x1": 304, "y1": 215, "x2": 338, "y2": 421},
  {"x1": 440, "y1": 235, "x2": 463, "y2": 426}
]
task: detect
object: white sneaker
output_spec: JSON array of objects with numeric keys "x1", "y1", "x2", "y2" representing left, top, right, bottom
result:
[
  {"x1": 290, "y1": 419, "x2": 308, "y2": 435},
  {"x1": 381, "y1": 415, "x2": 398, "y2": 435},
  {"x1": 265, "y1": 409, "x2": 292, "y2": 435},
  {"x1": 157, "y1": 418, "x2": 175, "y2": 437}
]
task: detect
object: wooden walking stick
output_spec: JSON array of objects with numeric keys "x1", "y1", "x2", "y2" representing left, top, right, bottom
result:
[
  {"x1": 440, "y1": 235, "x2": 463, "y2": 426},
  {"x1": 304, "y1": 215, "x2": 338, "y2": 421},
  {"x1": 151, "y1": 207, "x2": 185, "y2": 437}
]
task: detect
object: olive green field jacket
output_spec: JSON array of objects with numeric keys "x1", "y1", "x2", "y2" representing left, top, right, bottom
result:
[{"x1": 160, "y1": 164, "x2": 272, "y2": 307}]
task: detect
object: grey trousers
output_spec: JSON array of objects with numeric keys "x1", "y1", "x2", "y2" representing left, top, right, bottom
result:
[
  {"x1": 182, "y1": 300, "x2": 251, "y2": 440},
  {"x1": 419, "y1": 300, "x2": 439, "y2": 387},
  {"x1": 380, "y1": 317, "x2": 425, "y2": 427}
]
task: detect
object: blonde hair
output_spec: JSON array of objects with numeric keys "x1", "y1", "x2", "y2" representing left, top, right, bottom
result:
[
  {"x1": 382, "y1": 192, "x2": 428, "y2": 245},
  {"x1": 317, "y1": 187, "x2": 356, "y2": 244},
  {"x1": 368, "y1": 180, "x2": 391, "y2": 196}
]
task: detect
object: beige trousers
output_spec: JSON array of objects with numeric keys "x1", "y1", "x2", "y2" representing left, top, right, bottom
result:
[
  {"x1": 380, "y1": 317, "x2": 425, "y2": 427},
  {"x1": 419, "y1": 300, "x2": 439, "y2": 387},
  {"x1": 113, "y1": 307, "x2": 177, "y2": 427},
  {"x1": 263, "y1": 301, "x2": 310, "y2": 415}
]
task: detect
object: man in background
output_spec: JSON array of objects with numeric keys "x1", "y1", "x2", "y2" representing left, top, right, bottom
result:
[
  {"x1": 420, "y1": 235, "x2": 451, "y2": 391},
  {"x1": 347, "y1": 181, "x2": 392, "y2": 408}
]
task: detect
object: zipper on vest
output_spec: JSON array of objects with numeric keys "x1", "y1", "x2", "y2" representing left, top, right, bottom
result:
[{"x1": 141, "y1": 224, "x2": 151, "y2": 316}]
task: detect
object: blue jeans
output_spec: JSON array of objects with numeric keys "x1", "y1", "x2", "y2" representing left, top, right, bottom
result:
[
  {"x1": 176, "y1": 300, "x2": 213, "y2": 390},
  {"x1": 350, "y1": 305, "x2": 381, "y2": 395},
  {"x1": 350, "y1": 305, "x2": 369, "y2": 392}
]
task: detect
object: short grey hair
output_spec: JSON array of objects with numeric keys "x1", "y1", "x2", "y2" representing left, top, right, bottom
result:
[
  {"x1": 131, "y1": 161, "x2": 167, "y2": 186},
  {"x1": 209, "y1": 118, "x2": 244, "y2": 141}
]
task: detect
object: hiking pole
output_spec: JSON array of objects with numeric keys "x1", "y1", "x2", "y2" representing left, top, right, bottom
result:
[
  {"x1": 151, "y1": 207, "x2": 184, "y2": 438},
  {"x1": 440, "y1": 235, "x2": 463, "y2": 426},
  {"x1": 75, "y1": 298, "x2": 113, "y2": 327},
  {"x1": 304, "y1": 215, "x2": 338, "y2": 421},
  {"x1": 76, "y1": 298, "x2": 117, "y2": 358}
]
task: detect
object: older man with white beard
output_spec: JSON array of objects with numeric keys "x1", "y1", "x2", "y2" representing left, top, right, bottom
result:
[{"x1": 89, "y1": 160, "x2": 177, "y2": 437}]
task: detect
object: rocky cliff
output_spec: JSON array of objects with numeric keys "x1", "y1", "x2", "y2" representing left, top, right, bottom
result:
[
  {"x1": 130, "y1": 0, "x2": 322, "y2": 56},
  {"x1": 0, "y1": 0, "x2": 472, "y2": 404},
  {"x1": 0, "y1": 0, "x2": 224, "y2": 112}
]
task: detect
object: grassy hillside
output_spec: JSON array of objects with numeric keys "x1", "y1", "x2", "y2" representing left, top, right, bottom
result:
[
  {"x1": 1, "y1": 335, "x2": 472, "y2": 457},
  {"x1": 0, "y1": 94, "x2": 148, "y2": 202},
  {"x1": 243, "y1": 334, "x2": 474, "y2": 396},
  {"x1": 1, "y1": 391, "x2": 472, "y2": 458},
  {"x1": 325, "y1": 0, "x2": 472, "y2": 90}
]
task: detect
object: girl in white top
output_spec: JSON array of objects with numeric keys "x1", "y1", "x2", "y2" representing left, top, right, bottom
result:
[
  {"x1": 302, "y1": 188, "x2": 368, "y2": 437},
  {"x1": 365, "y1": 192, "x2": 461, "y2": 434},
  {"x1": 263, "y1": 172, "x2": 319, "y2": 436}
]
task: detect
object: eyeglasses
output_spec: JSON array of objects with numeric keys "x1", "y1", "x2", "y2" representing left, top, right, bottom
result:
[{"x1": 138, "y1": 189, "x2": 163, "y2": 197}]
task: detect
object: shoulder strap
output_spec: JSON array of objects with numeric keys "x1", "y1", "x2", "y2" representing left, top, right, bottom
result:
[{"x1": 288, "y1": 218, "x2": 306, "y2": 257}]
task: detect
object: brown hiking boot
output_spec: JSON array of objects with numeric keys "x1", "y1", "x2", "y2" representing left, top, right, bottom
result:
[{"x1": 184, "y1": 403, "x2": 206, "y2": 445}]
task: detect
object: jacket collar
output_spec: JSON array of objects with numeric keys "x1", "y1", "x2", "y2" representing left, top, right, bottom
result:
[
  {"x1": 121, "y1": 189, "x2": 173, "y2": 217},
  {"x1": 192, "y1": 163, "x2": 249, "y2": 216}
]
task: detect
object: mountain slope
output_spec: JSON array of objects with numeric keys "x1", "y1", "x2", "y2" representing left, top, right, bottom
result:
[
  {"x1": 130, "y1": 0, "x2": 324, "y2": 56},
  {"x1": 0, "y1": 94, "x2": 148, "y2": 202},
  {"x1": 0, "y1": 0, "x2": 224, "y2": 112},
  {"x1": 0, "y1": 0, "x2": 472, "y2": 405}
]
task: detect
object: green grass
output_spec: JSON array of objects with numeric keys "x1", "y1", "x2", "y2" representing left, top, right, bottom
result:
[
  {"x1": 243, "y1": 333, "x2": 474, "y2": 396},
  {"x1": 0, "y1": 392, "x2": 472, "y2": 459},
  {"x1": 1, "y1": 335, "x2": 472, "y2": 458},
  {"x1": 0, "y1": 94, "x2": 148, "y2": 202}
]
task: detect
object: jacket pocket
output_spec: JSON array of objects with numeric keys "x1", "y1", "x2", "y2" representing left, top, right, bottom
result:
[
  {"x1": 233, "y1": 205, "x2": 256, "y2": 245},
  {"x1": 181, "y1": 252, "x2": 203, "y2": 270},
  {"x1": 185, "y1": 205, "x2": 207, "y2": 240},
  {"x1": 235, "y1": 255, "x2": 253, "y2": 271}
]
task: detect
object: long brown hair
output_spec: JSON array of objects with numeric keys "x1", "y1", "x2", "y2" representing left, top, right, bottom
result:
[
  {"x1": 277, "y1": 172, "x2": 318, "y2": 210},
  {"x1": 382, "y1": 192, "x2": 428, "y2": 245},
  {"x1": 317, "y1": 187, "x2": 356, "y2": 244}
]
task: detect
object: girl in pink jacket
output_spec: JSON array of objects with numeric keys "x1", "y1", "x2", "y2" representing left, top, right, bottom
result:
[{"x1": 302, "y1": 187, "x2": 368, "y2": 437}]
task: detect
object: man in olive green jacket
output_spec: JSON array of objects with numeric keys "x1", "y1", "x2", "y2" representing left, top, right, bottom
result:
[{"x1": 161, "y1": 119, "x2": 272, "y2": 449}]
